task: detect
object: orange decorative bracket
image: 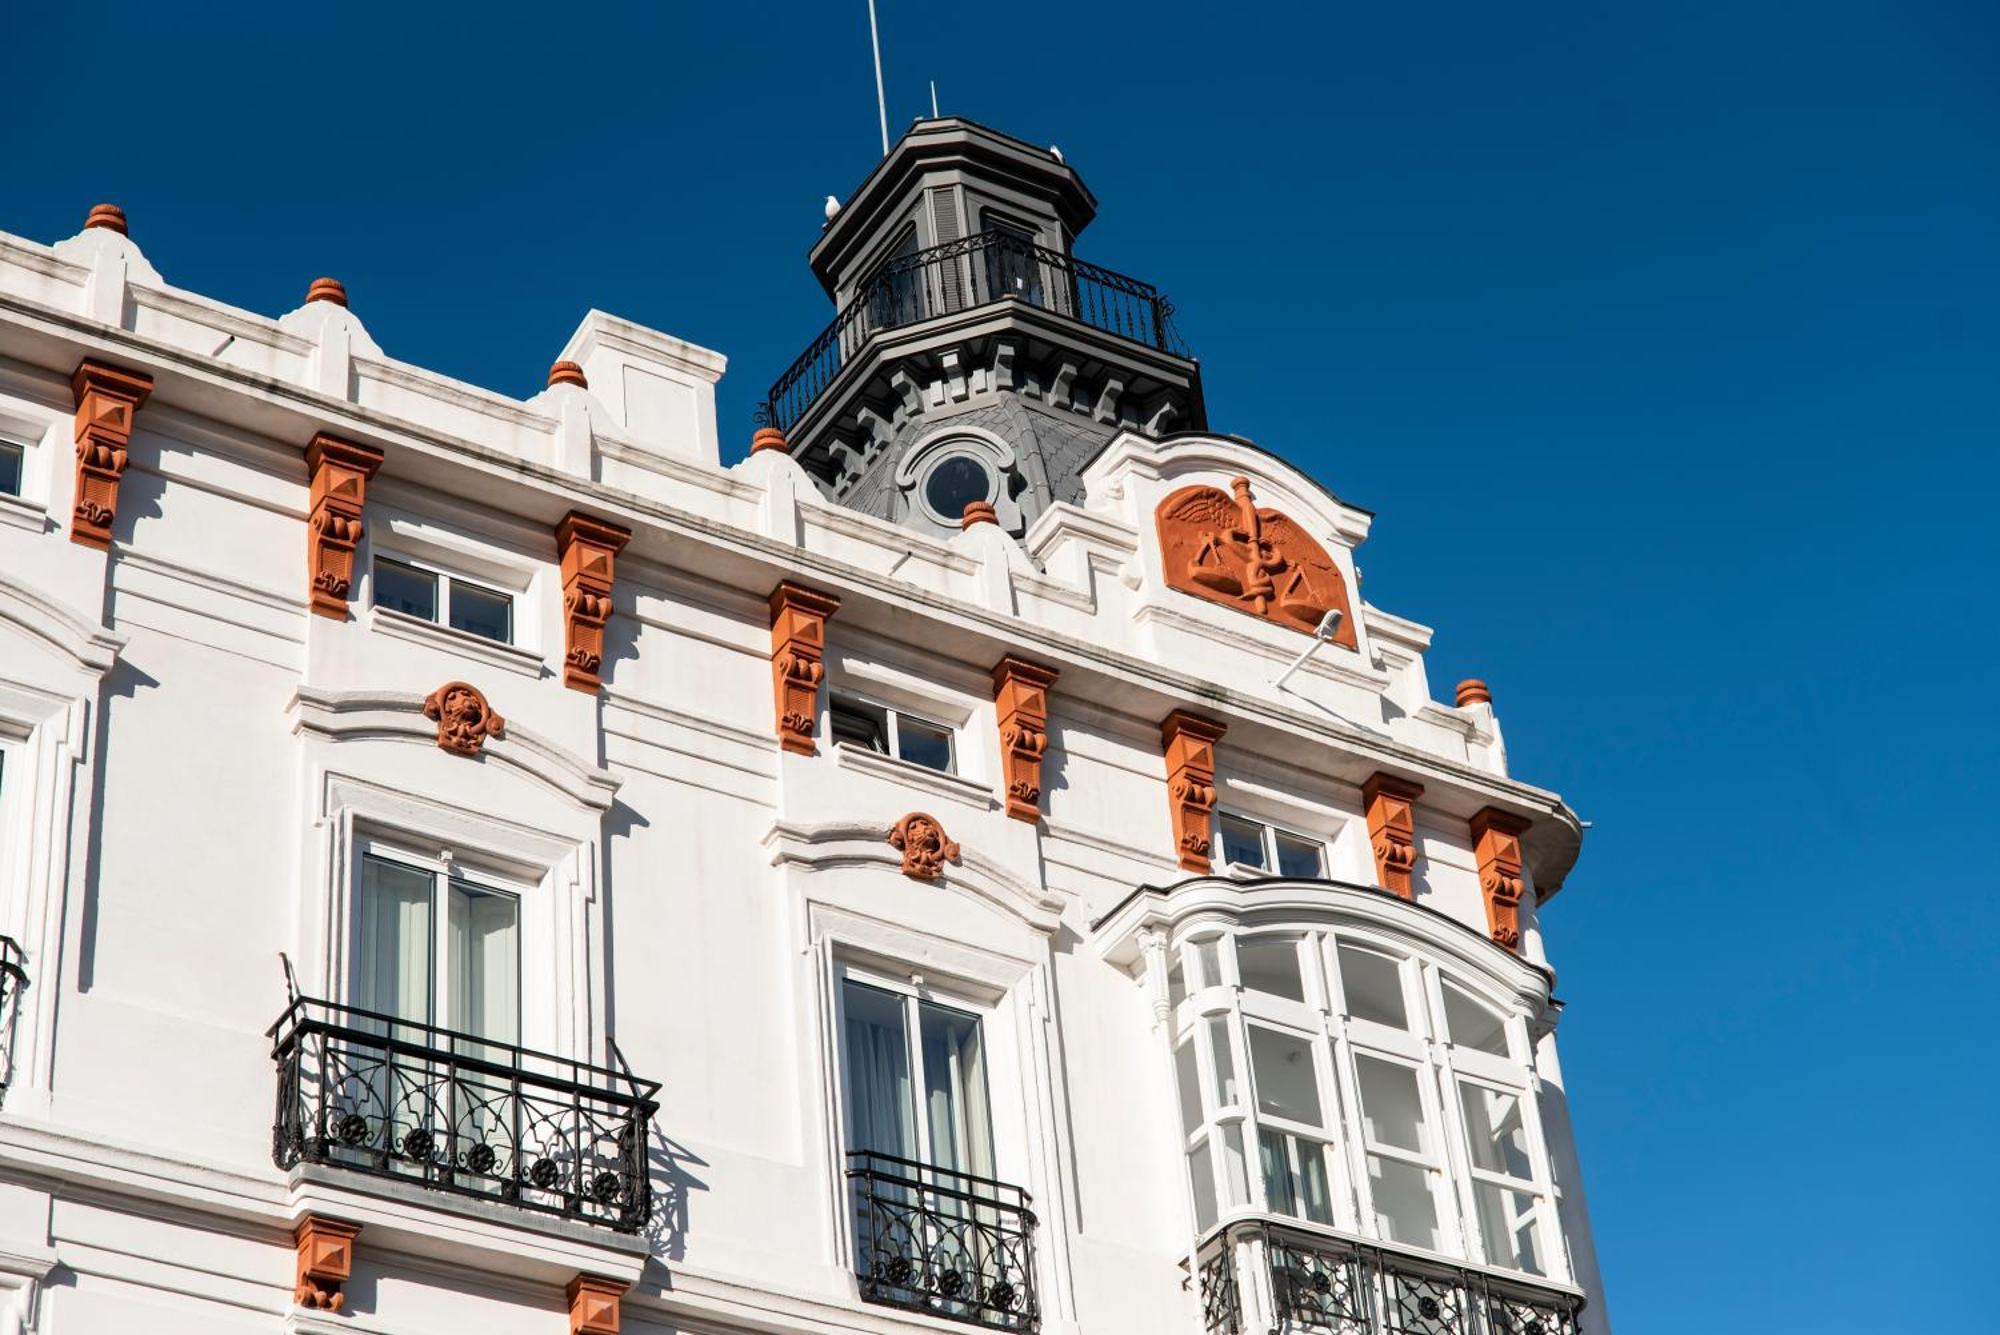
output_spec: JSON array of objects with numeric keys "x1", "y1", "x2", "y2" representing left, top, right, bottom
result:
[
  {"x1": 424, "y1": 681, "x2": 504, "y2": 756},
  {"x1": 1156, "y1": 476, "x2": 1356, "y2": 644},
  {"x1": 889, "y1": 812, "x2": 961, "y2": 880},
  {"x1": 68, "y1": 360, "x2": 153, "y2": 549},
  {"x1": 992, "y1": 656, "x2": 1059, "y2": 823},
  {"x1": 1362, "y1": 774, "x2": 1425, "y2": 900},
  {"x1": 769, "y1": 582, "x2": 840, "y2": 755},
  {"x1": 293, "y1": 1215, "x2": 361, "y2": 1311},
  {"x1": 1470, "y1": 807, "x2": 1532, "y2": 952},
  {"x1": 1161, "y1": 710, "x2": 1227, "y2": 873},
  {"x1": 557, "y1": 511, "x2": 632, "y2": 693},
  {"x1": 567, "y1": 1275, "x2": 628, "y2": 1335},
  {"x1": 305, "y1": 433, "x2": 385, "y2": 619}
]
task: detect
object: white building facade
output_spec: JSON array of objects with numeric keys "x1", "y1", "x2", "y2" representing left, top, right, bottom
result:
[{"x1": 0, "y1": 121, "x2": 1608, "y2": 1335}]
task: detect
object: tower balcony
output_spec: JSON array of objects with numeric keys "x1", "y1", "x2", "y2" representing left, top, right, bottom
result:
[
  {"x1": 1195, "y1": 1219, "x2": 1586, "y2": 1335},
  {"x1": 764, "y1": 229, "x2": 1188, "y2": 435},
  {"x1": 269, "y1": 997, "x2": 661, "y2": 1232}
]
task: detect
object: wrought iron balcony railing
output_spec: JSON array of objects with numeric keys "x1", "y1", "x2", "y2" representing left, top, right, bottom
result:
[
  {"x1": 1197, "y1": 1220, "x2": 1584, "y2": 1335},
  {"x1": 0, "y1": 935, "x2": 24, "y2": 1105},
  {"x1": 270, "y1": 997, "x2": 660, "y2": 1232},
  {"x1": 764, "y1": 230, "x2": 1186, "y2": 433},
  {"x1": 847, "y1": 1149, "x2": 1040, "y2": 1331}
]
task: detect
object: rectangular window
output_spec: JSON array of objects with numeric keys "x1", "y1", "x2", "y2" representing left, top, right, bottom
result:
[
  {"x1": 1259, "y1": 1129, "x2": 1335, "y2": 1225},
  {"x1": 1337, "y1": 943, "x2": 1410, "y2": 1030},
  {"x1": 1214, "y1": 812, "x2": 1326, "y2": 878},
  {"x1": 1459, "y1": 1081, "x2": 1548, "y2": 1274},
  {"x1": 1441, "y1": 979, "x2": 1511, "y2": 1057},
  {"x1": 0, "y1": 439, "x2": 23, "y2": 497},
  {"x1": 1354, "y1": 1053, "x2": 1443, "y2": 1250},
  {"x1": 1249, "y1": 1025, "x2": 1323, "y2": 1126},
  {"x1": 839, "y1": 976, "x2": 993, "y2": 1175},
  {"x1": 371, "y1": 555, "x2": 515, "y2": 646},
  {"x1": 828, "y1": 695, "x2": 958, "y2": 775},
  {"x1": 352, "y1": 852, "x2": 520, "y2": 1045},
  {"x1": 1237, "y1": 936, "x2": 1306, "y2": 1003}
]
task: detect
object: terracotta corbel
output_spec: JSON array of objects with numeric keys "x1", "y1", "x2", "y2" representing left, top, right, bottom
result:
[
  {"x1": 992, "y1": 656, "x2": 1059, "y2": 823},
  {"x1": 567, "y1": 1275, "x2": 628, "y2": 1335},
  {"x1": 556, "y1": 511, "x2": 632, "y2": 693},
  {"x1": 1362, "y1": 774, "x2": 1425, "y2": 899},
  {"x1": 293, "y1": 1215, "x2": 361, "y2": 1311},
  {"x1": 768, "y1": 582, "x2": 840, "y2": 754},
  {"x1": 1160, "y1": 710, "x2": 1227, "y2": 873},
  {"x1": 1470, "y1": 807, "x2": 1532, "y2": 952},
  {"x1": 68, "y1": 360, "x2": 153, "y2": 548},
  {"x1": 304, "y1": 433, "x2": 385, "y2": 618}
]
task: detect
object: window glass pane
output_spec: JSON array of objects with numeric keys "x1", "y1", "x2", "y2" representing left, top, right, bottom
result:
[
  {"x1": 1218, "y1": 813, "x2": 1267, "y2": 869},
  {"x1": 1338, "y1": 944, "x2": 1408, "y2": 1030},
  {"x1": 1459, "y1": 1084, "x2": 1534, "y2": 1179},
  {"x1": 919, "y1": 1000, "x2": 994, "y2": 1178},
  {"x1": 1355, "y1": 1055, "x2": 1427, "y2": 1153},
  {"x1": 1368, "y1": 1156, "x2": 1441, "y2": 1250},
  {"x1": 1205, "y1": 1014, "x2": 1241, "y2": 1107},
  {"x1": 1175, "y1": 1037, "x2": 1203, "y2": 1135},
  {"x1": 447, "y1": 882, "x2": 519, "y2": 1045},
  {"x1": 1258, "y1": 1128, "x2": 1296, "y2": 1216},
  {"x1": 1218, "y1": 1121, "x2": 1250, "y2": 1207},
  {"x1": 1475, "y1": 1183, "x2": 1546, "y2": 1275},
  {"x1": 924, "y1": 455, "x2": 994, "y2": 521},
  {"x1": 1238, "y1": 936, "x2": 1305, "y2": 1002},
  {"x1": 1442, "y1": 980, "x2": 1511, "y2": 1056},
  {"x1": 1167, "y1": 950, "x2": 1187, "y2": 1010},
  {"x1": 354, "y1": 855, "x2": 434, "y2": 1029},
  {"x1": 829, "y1": 697, "x2": 888, "y2": 753},
  {"x1": 1192, "y1": 939, "x2": 1223, "y2": 990},
  {"x1": 841, "y1": 980, "x2": 916, "y2": 1159},
  {"x1": 1297, "y1": 1140, "x2": 1335, "y2": 1224},
  {"x1": 448, "y1": 582, "x2": 513, "y2": 644},
  {"x1": 372, "y1": 558, "x2": 438, "y2": 621},
  {"x1": 0, "y1": 441, "x2": 22, "y2": 497},
  {"x1": 1249, "y1": 1026, "x2": 1323, "y2": 1126},
  {"x1": 1187, "y1": 1139, "x2": 1218, "y2": 1233},
  {"x1": 1273, "y1": 831, "x2": 1325, "y2": 878},
  {"x1": 1258, "y1": 1131, "x2": 1336, "y2": 1225},
  {"x1": 895, "y1": 716, "x2": 955, "y2": 774}
]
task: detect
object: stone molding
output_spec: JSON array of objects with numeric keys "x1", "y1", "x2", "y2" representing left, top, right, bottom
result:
[
  {"x1": 304, "y1": 433, "x2": 385, "y2": 619},
  {"x1": 1362, "y1": 773, "x2": 1425, "y2": 900},
  {"x1": 556, "y1": 511, "x2": 632, "y2": 693},
  {"x1": 1470, "y1": 806, "x2": 1532, "y2": 952},
  {"x1": 1160, "y1": 710, "x2": 1226, "y2": 873},
  {"x1": 68, "y1": 359, "x2": 153, "y2": 549},
  {"x1": 768, "y1": 581, "x2": 840, "y2": 755},
  {"x1": 991, "y1": 655, "x2": 1058, "y2": 823}
]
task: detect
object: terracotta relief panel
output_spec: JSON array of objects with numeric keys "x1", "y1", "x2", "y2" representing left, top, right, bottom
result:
[
  {"x1": 304, "y1": 433, "x2": 385, "y2": 618},
  {"x1": 556, "y1": 511, "x2": 632, "y2": 693},
  {"x1": 1470, "y1": 807, "x2": 1532, "y2": 952},
  {"x1": 424, "y1": 681, "x2": 504, "y2": 756},
  {"x1": 1362, "y1": 773, "x2": 1425, "y2": 900},
  {"x1": 1160, "y1": 710, "x2": 1227, "y2": 873},
  {"x1": 768, "y1": 582, "x2": 840, "y2": 755},
  {"x1": 889, "y1": 812, "x2": 961, "y2": 880},
  {"x1": 992, "y1": 655, "x2": 1059, "y2": 823},
  {"x1": 68, "y1": 359, "x2": 153, "y2": 549},
  {"x1": 292, "y1": 1215, "x2": 361, "y2": 1311},
  {"x1": 567, "y1": 1275, "x2": 628, "y2": 1335},
  {"x1": 1155, "y1": 477, "x2": 1356, "y2": 644}
]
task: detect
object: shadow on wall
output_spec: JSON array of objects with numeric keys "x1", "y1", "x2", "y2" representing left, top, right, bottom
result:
[
  {"x1": 645, "y1": 1133, "x2": 710, "y2": 1263},
  {"x1": 75, "y1": 655, "x2": 161, "y2": 993}
]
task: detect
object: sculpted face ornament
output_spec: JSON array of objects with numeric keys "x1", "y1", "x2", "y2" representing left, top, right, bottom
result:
[
  {"x1": 1156, "y1": 476, "x2": 1357, "y2": 645},
  {"x1": 888, "y1": 812, "x2": 961, "y2": 880},
  {"x1": 422, "y1": 681, "x2": 505, "y2": 756}
]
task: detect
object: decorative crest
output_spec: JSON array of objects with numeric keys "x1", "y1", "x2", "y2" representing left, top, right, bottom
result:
[
  {"x1": 423, "y1": 681, "x2": 505, "y2": 756},
  {"x1": 888, "y1": 812, "x2": 960, "y2": 880},
  {"x1": 1156, "y1": 477, "x2": 1356, "y2": 644}
]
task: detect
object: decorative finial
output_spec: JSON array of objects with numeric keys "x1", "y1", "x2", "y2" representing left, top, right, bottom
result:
[
  {"x1": 548, "y1": 360, "x2": 588, "y2": 389},
  {"x1": 85, "y1": 203, "x2": 129, "y2": 235},
  {"x1": 751, "y1": 426, "x2": 790, "y2": 455},
  {"x1": 961, "y1": 500, "x2": 997, "y2": 529},
  {"x1": 305, "y1": 277, "x2": 348, "y2": 307},
  {"x1": 1456, "y1": 679, "x2": 1493, "y2": 708}
]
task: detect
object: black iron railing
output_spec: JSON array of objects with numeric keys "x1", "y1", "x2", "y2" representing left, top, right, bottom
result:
[
  {"x1": 764, "y1": 230, "x2": 1185, "y2": 433},
  {"x1": 847, "y1": 1149, "x2": 1039, "y2": 1331},
  {"x1": 1196, "y1": 1221, "x2": 1583, "y2": 1335},
  {"x1": 0, "y1": 935, "x2": 24, "y2": 1105},
  {"x1": 269, "y1": 997, "x2": 660, "y2": 1232}
]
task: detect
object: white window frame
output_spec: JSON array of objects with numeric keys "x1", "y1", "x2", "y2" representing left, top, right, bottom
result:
[
  {"x1": 0, "y1": 435, "x2": 25, "y2": 499},
  {"x1": 1213, "y1": 810, "x2": 1328, "y2": 878},
  {"x1": 368, "y1": 550, "x2": 519, "y2": 648},
  {"x1": 828, "y1": 691, "x2": 959, "y2": 777},
  {"x1": 831, "y1": 958, "x2": 1000, "y2": 1173}
]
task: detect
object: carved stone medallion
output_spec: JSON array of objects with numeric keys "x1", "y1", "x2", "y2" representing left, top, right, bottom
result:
[
  {"x1": 888, "y1": 812, "x2": 961, "y2": 880},
  {"x1": 422, "y1": 681, "x2": 505, "y2": 756}
]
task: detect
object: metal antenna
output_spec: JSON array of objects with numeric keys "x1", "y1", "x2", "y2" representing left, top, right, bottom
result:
[
  {"x1": 868, "y1": 0, "x2": 890, "y2": 154},
  {"x1": 930, "y1": 80, "x2": 940, "y2": 119}
]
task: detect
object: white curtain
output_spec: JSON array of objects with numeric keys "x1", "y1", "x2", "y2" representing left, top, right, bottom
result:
[
  {"x1": 919, "y1": 1001, "x2": 993, "y2": 1181},
  {"x1": 356, "y1": 856, "x2": 433, "y2": 1032},
  {"x1": 842, "y1": 980, "x2": 916, "y2": 1159},
  {"x1": 448, "y1": 882, "x2": 520, "y2": 1045}
]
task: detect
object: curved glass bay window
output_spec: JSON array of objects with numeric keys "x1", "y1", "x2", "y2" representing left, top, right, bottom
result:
[{"x1": 1169, "y1": 927, "x2": 1563, "y2": 1282}]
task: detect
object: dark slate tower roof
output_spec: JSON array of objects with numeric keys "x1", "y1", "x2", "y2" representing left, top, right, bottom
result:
[{"x1": 763, "y1": 118, "x2": 1205, "y2": 540}]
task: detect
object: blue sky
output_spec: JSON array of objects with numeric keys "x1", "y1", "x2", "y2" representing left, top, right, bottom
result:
[{"x1": 8, "y1": 3, "x2": 1998, "y2": 1328}]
